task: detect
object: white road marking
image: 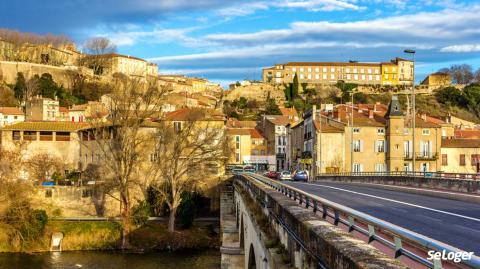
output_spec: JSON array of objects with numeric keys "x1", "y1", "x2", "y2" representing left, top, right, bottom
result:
[{"x1": 293, "y1": 182, "x2": 480, "y2": 223}]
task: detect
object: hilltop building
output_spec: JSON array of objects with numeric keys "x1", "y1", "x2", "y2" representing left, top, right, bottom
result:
[{"x1": 262, "y1": 57, "x2": 413, "y2": 86}]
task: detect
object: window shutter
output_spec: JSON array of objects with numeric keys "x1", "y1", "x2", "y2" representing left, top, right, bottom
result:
[{"x1": 360, "y1": 140, "x2": 364, "y2": 152}]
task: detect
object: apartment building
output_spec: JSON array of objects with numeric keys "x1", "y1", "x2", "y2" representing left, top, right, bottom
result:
[
  {"x1": 227, "y1": 127, "x2": 273, "y2": 171},
  {"x1": 25, "y1": 95, "x2": 60, "y2": 121},
  {"x1": 260, "y1": 115, "x2": 294, "y2": 171},
  {"x1": 0, "y1": 107, "x2": 24, "y2": 127},
  {"x1": 263, "y1": 57, "x2": 413, "y2": 86}
]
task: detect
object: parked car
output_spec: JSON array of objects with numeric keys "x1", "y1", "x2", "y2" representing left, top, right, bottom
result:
[
  {"x1": 293, "y1": 171, "x2": 308, "y2": 181},
  {"x1": 244, "y1": 166, "x2": 256, "y2": 173},
  {"x1": 265, "y1": 171, "x2": 280, "y2": 179},
  {"x1": 279, "y1": 171, "x2": 292, "y2": 180}
]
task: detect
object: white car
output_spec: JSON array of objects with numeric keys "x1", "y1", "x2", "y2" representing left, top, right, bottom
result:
[{"x1": 279, "y1": 171, "x2": 292, "y2": 180}]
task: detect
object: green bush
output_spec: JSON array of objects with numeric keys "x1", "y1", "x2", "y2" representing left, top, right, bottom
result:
[
  {"x1": 132, "y1": 201, "x2": 151, "y2": 226},
  {"x1": 176, "y1": 192, "x2": 197, "y2": 229}
]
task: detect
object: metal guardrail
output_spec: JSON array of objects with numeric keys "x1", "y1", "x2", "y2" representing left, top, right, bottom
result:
[
  {"x1": 316, "y1": 171, "x2": 480, "y2": 180},
  {"x1": 242, "y1": 172, "x2": 480, "y2": 269}
]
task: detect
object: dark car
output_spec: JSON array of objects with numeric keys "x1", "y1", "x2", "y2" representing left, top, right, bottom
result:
[
  {"x1": 265, "y1": 171, "x2": 280, "y2": 179},
  {"x1": 293, "y1": 171, "x2": 308, "y2": 181}
]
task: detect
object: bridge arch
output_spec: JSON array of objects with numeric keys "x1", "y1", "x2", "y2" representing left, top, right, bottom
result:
[{"x1": 247, "y1": 244, "x2": 257, "y2": 269}]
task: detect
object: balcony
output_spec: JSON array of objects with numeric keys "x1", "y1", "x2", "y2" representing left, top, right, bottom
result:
[
  {"x1": 276, "y1": 153, "x2": 286, "y2": 159},
  {"x1": 404, "y1": 152, "x2": 438, "y2": 160}
]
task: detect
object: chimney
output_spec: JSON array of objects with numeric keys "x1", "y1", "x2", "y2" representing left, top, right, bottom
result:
[
  {"x1": 421, "y1": 113, "x2": 427, "y2": 122},
  {"x1": 312, "y1": 105, "x2": 317, "y2": 120},
  {"x1": 369, "y1": 110, "x2": 374, "y2": 119}
]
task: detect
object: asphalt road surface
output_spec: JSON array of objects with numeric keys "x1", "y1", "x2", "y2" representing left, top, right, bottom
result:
[{"x1": 284, "y1": 181, "x2": 480, "y2": 254}]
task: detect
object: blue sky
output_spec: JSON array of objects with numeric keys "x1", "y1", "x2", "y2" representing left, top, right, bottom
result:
[{"x1": 1, "y1": 0, "x2": 480, "y2": 86}]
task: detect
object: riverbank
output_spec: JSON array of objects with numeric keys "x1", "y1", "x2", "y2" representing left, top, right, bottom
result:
[{"x1": 0, "y1": 221, "x2": 219, "y2": 253}]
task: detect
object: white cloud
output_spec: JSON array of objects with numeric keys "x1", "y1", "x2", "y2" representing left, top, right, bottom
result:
[
  {"x1": 440, "y1": 44, "x2": 480, "y2": 53},
  {"x1": 216, "y1": 0, "x2": 364, "y2": 19},
  {"x1": 206, "y1": 5, "x2": 480, "y2": 46}
]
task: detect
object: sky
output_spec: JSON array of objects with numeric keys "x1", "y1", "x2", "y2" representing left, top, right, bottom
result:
[{"x1": 1, "y1": 0, "x2": 480, "y2": 86}]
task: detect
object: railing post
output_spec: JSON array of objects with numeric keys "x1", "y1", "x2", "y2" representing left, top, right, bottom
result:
[
  {"x1": 368, "y1": 224, "x2": 375, "y2": 243},
  {"x1": 394, "y1": 236, "x2": 402, "y2": 259},
  {"x1": 305, "y1": 196, "x2": 309, "y2": 208},
  {"x1": 313, "y1": 201, "x2": 317, "y2": 213},
  {"x1": 348, "y1": 216, "x2": 355, "y2": 232},
  {"x1": 433, "y1": 257, "x2": 443, "y2": 269},
  {"x1": 322, "y1": 205, "x2": 327, "y2": 219},
  {"x1": 333, "y1": 210, "x2": 339, "y2": 225}
]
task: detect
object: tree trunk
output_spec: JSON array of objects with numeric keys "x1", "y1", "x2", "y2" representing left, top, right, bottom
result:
[
  {"x1": 121, "y1": 194, "x2": 130, "y2": 249},
  {"x1": 168, "y1": 207, "x2": 176, "y2": 232}
]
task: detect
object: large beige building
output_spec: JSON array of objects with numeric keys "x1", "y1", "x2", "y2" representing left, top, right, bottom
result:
[
  {"x1": 263, "y1": 58, "x2": 413, "y2": 86},
  {"x1": 295, "y1": 97, "x2": 444, "y2": 176}
]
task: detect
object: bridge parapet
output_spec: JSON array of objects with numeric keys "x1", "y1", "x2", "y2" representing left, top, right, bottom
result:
[
  {"x1": 232, "y1": 174, "x2": 408, "y2": 269},
  {"x1": 316, "y1": 173, "x2": 480, "y2": 196}
]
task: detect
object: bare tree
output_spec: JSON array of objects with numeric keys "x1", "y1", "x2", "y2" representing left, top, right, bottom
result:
[
  {"x1": 82, "y1": 75, "x2": 166, "y2": 248},
  {"x1": 0, "y1": 28, "x2": 72, "y2": 48},
  {"x1": 149, "y1": 110, "x2": 229, "y2": 232},
  {"x1": 439, "y1": 64, "x2": 474, "y2": 85},
  {"x1": 26, "y1": 153, "x2": 63, "y2": 183},
  {"x1": 80, "y1": 37, "x2": 117, "y2": 75}
]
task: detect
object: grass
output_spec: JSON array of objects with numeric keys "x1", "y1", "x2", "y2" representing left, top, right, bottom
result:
[{"x1": 128, "y1": 222, "x2": 219, "y2": 251}]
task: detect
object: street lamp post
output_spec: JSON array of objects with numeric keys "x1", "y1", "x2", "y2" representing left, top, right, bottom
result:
[
  {"x1": 404, "y1": 49, "x2": 416, "y2": 174},
  {"x1": 350, "y1": 90, "x2": 355, "y2": 174}
]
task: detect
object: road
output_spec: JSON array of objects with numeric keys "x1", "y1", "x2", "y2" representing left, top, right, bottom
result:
[{"x1": 284, "y1": 181, "x2": 480, "y2": 254}]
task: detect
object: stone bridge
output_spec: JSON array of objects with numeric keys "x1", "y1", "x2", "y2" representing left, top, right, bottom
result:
[{"x1": 220, "y1": 175, "x2": 407, "y2": 269}]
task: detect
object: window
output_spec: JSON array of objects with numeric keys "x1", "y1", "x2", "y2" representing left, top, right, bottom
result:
[
  {"x1": 375, "y1": 75, "x2": 380, "y2": 81},
  {"x1": 12, "y1": 131, "x2": 21, "y2": 141},
  {"x1": 353, "y1": 128, "x2": 360, "y2": 133},
  {"x1": 375, "y1": 69, "x2": 379, "y2": 74},
  {"x1": 361, "y1": 75, "x2": 366, "y2": 80},
  {"x1": 14, "y1": 116, "x2": 17, "y2": 120},
  {"x1": 292, "y1": 67, "x2": 297, "y2": 72},
  {"x1": 300, "y1": 74, "x2": 304, "y2": 79},
  {"x1": 368, "y1": 75, "x2": 373, "y2": 80},
  {"x1": 385, "y1": 67, "x2": 388, "y2": 72},
  {"x1": 422, "y1": 129, "x2": 430, "y2": 135},
  {"x1": 56, "y1": 132, "x2": 70, "y2": 141},
  {"x1": 385, "y1": 74, "x2": 389, "y2": 79},
  {"x1": 368, "y1": 69, "x2": 372, "y2": 74},
  {"x1": 460, "y1": 154, "x2": 466, "y2": 166},
  {"x1": 346, "y1": 68, "x2": 350, "y2": 73},
  {"x1": 307, "y1": 74, "x2": 312, "y2": 79},
  {"x1": 360, "y1": 68, "x2": 365, "y2": 73},
  {"x1": 347, "y1": 74, "x2": 351, "y2": 80},
  {"x1": 24, "y1": 131, "x2": 37, "y2": 141},
  {"x1": 353, "y1": 163, "x2": 363, "y2": 173},
  {"x1": 375, "y1": 163, "x2": 386, "y2": 172},
  {"x1": 375, "y1": 140, "x2": 385, "y2": 153},
  {"x1": 442, "y1": 154, "x2": 448, "y2": 166},
  {"x1": 377, "y1": 128, "x2": 385, "y2": 134},
  {"x1": 235, "y1": 136, "x2": 240, "y2": 149},
  {"x1": 330, "y1": 74, "x2": 335, "y2": 79},
  {"x1": 39, "y1": 131, "x2": 53, "y2": 141},
  {"x1": 322, "y1": 67, "x2": 327, "y2": 72},
  {"x1": 150, "y1": 153, "x2": 159, "y2": 162},
  {"x1": 307, "y1": 67, "x2": 311, "y2": 72},
  {"x1": 354, "y1": 74, "x2": 358, "y2": 80},
  {"x1": 353, "y1": 140, "x2": 363, "y2": 152},
  {"x1": 330, "y1": 67, "x2": 335, "y2": 72},
  {"x1": 322, "y1": 74, "x2": 327, "y2": 79},
  {"x1": 300, "y1": 67, "x2": 304, "y2": 72},
  {"x1": 315, "y1": 74, "x2": 319, "y2": 79},
  {"x1": 174, "y1": 122, "x2": 182, "y2": 133},
  {"x1": 353, "y1": 68, "x2": 357, "y2": 73},
  {"x1": 315, "y1": 67, "x2": 319, "y2": 72},
  {"x1": 472, "y1": 154, "x2": 480, "y2": 166}
]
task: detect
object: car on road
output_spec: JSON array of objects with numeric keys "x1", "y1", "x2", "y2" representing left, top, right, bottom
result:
[
  {"x1": 244, "y1": 166, "x2": 256, "y2": 173},
  {"x1": 293, "y1": 170, "x2": 308, "y2": 181},
  {"x1": 265, "y1": 171, "x2": 280, "y2": 179},
  {"x1": 279, "y1": 171, "x2": 292, "y2": 180}
]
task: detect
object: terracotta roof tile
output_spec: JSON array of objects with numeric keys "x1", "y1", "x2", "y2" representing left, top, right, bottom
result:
[
  {"x1": 249, "y1": 128, "x2": 265, "y2": 139},
  {"x1": 164, "y1": 108, "x2": 225, "y2": 121},
  {"x1": 454, "y1": 130, "x2": 480, "y2": 139},
  {"x1": 2, "y1": 121, "x2": 90, "y2": 132},
  {"x1": 0, "y1": 107, "x2": 23, "y2": 116},
  {"x1": 442, "y1": 139, "x2": 480, "y2": 148}
]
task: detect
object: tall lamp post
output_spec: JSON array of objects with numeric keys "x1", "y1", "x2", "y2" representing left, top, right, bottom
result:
[
  {"x1": 404, "y1": 49, "x2": 416, "y2": 174},
  {"x1": 350, "y1": 89, "x2": 357, "y2": 174}
]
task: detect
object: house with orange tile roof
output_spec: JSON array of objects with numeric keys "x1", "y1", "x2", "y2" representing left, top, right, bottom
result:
[
  {"x1": 441, "y1": 138, "x2": 480, "y2": 174},
  {"x1": 0, "y1": 107, "x2": 24, "y2": 127}
]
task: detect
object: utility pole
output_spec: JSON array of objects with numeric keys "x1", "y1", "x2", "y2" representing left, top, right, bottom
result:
[{"x1": 404, "y1": 49, "x2": 416, "y2": 174}]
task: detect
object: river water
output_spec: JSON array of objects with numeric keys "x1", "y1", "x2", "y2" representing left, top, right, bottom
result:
[{"x1": 0, "y1": 249, "x2": 220, "y2": 269}]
